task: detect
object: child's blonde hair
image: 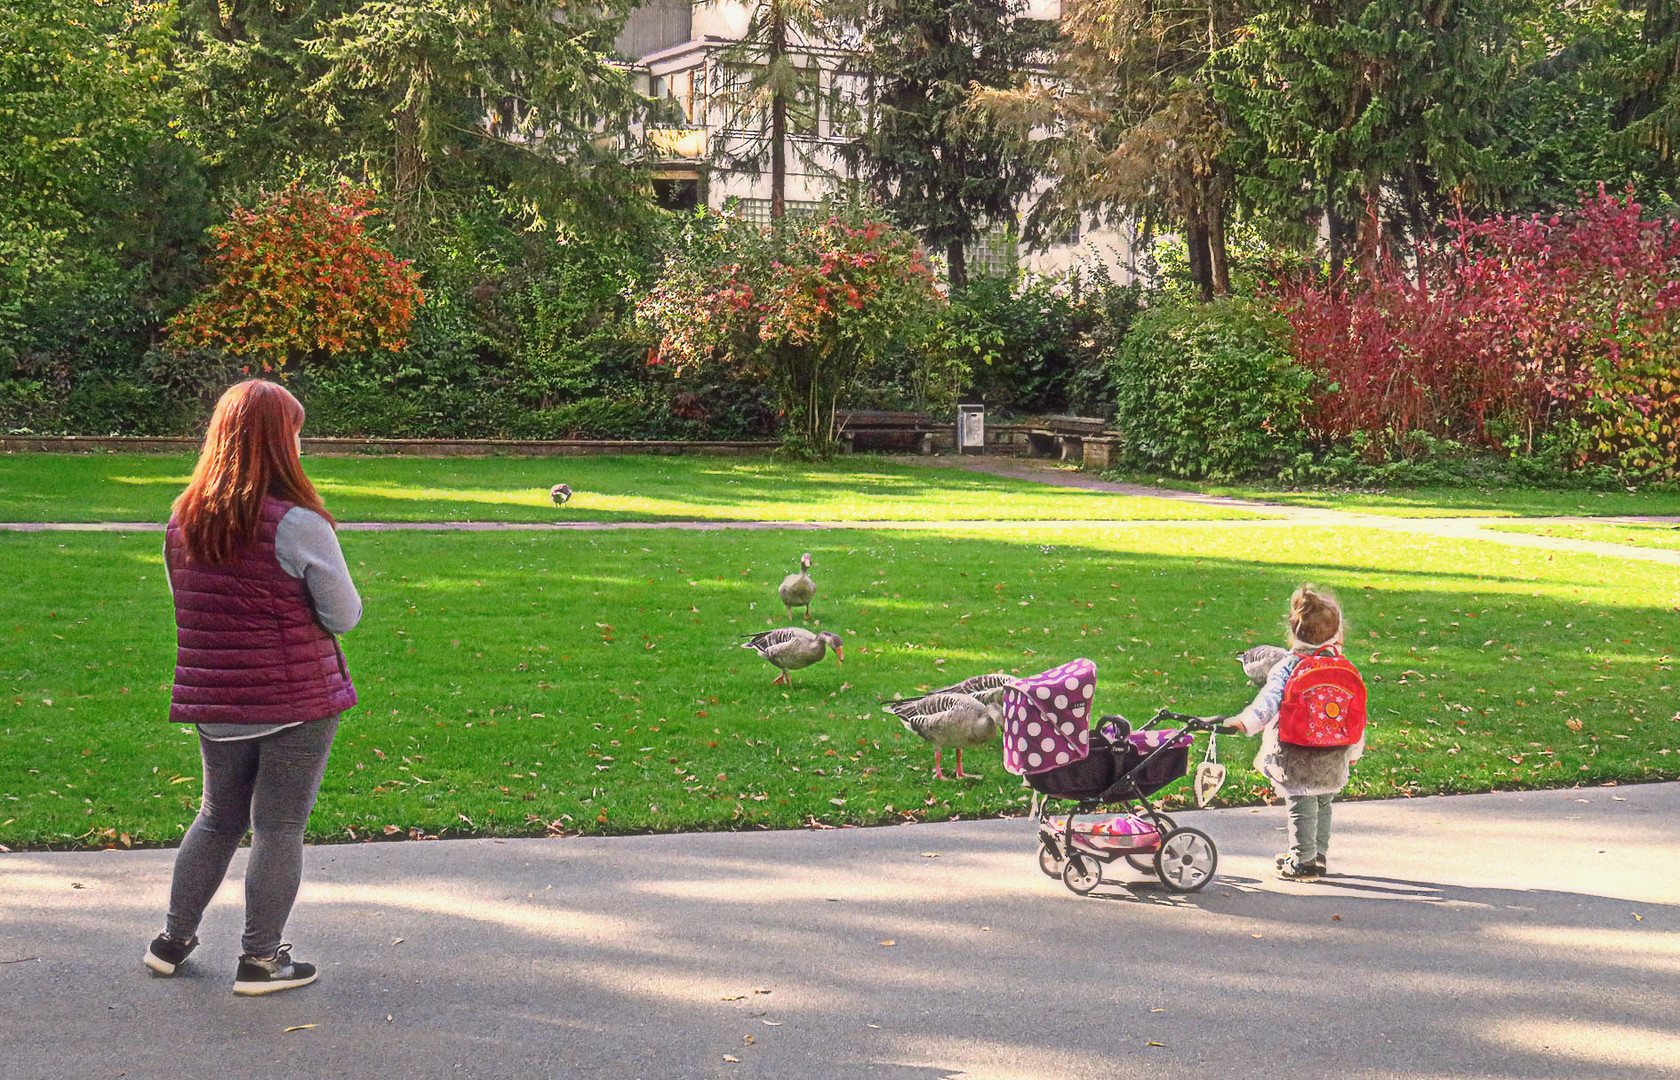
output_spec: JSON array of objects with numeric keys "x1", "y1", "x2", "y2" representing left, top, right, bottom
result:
[{"x1": 1287, "y1": 584, "x2": 1344, "y2": 650}]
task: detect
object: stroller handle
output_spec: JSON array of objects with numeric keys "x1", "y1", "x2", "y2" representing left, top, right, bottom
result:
[{"x1": 1146, "y1": 709, "x2": 1225, "y2": 732}]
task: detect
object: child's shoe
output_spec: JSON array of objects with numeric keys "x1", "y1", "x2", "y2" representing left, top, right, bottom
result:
[
  {"x1": 1309, "y1": 856, "x2": 1328, "y2": 877},
  {"x1": 1275, "y1": 854, "x2": 1321, "y2": 880},
  {"x1": 232, "y1": 945, "x2": 317, "y2": 995},
  {"x1": 144, "y1": 932, "x2": 198, "y2": 975}
]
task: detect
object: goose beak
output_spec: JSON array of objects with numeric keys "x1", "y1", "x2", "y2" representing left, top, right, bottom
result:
[{"x1": 833, "y1": 647, "x2": 844, "y2": 663}]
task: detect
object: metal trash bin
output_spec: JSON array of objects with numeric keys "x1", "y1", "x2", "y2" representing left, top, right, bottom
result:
[{"x1": 957, "y1": 403, "x2": 985, "y2": 455}]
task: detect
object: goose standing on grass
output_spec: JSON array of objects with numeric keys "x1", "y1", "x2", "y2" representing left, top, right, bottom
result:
[
  {"x1": 1238, "y1": 644, "x2": 1291, "y2": 686},
  {"x1": 883, "y1": 693, "x2": 1001, "y2": 779},
  {"x1": 779, "y1": 553, "x2": 816, "y2": 620},
  {"x1": 742, "y1": 627, "x2": 843, "y2": 685},
  {"x1": 550, "y1": 484, "x2": 572, "y2": 506}
]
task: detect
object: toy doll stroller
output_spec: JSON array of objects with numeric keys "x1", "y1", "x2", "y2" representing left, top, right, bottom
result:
[{"x1": 1002, "y1": 659, "x2": 1224, "y2": 895}]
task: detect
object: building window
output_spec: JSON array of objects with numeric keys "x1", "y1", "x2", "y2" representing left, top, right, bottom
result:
[
  {"x1": 967, "y1": 224, "x2": 1017, "y2": 278},
  {"x1": 733, "y1": 197, "x2": 823, "y2": 224},
  {"x1": 717, "y1": 63, "x2": 819, "y2": 138}
]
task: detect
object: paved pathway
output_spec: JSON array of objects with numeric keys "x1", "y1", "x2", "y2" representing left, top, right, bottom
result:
[
  {"x1": 6, "y1": 456, "x2": 1679, "y2": 566},
  {"x1": 4, "y1": 784, "x2": 1677, "y2": 1080}
]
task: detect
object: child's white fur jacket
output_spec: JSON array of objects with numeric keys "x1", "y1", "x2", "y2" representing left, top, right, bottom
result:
[{"x1": 1230, "y1": 650, "x2": 1365, "y2": 798}]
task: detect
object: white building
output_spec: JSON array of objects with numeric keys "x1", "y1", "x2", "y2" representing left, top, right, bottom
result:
[{"x1": 615, "y1": 0, "x2": 1139, "y2": 281}]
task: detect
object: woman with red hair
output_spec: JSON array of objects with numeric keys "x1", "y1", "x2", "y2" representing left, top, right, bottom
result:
[{"x1": 144, "y1": 380, "x2": 361, "y2": 994}]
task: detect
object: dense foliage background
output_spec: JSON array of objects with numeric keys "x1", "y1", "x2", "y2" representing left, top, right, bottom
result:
[{"x1": 1, "y1": 0, "x2": 1676, "y2": 480}]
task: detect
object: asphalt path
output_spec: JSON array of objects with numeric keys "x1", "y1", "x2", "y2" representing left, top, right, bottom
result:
[{"x1": 4, "y1": 783, "x2": 1677, "y2": 1080}]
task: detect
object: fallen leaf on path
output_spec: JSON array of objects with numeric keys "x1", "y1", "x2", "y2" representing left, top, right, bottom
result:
[
  {"x1": 878, "y1": 940, "x2": 896, "y2": 947},
  {"x1": 743, "y1": 1035, "x2": 755, "y2": 1046},
  {"x1": 283, "y1": 1024, "x2": 317, "y2": 1033},
  {"x1": 386, "y1": 1015, "x2": 393, "y2": 1023},
  {"x1": 753, "y1": 988, "x2": 772, "y2": 995},
  {"x1": 391, "y1": 938, "x2": 404, "y2": 946},
  {"x1": 723, "y1": 1055, "x2": 740, "y2": 1063},
  {"x1": 721, "y1": 994, "x2": 746, "y2": 1001},
  {"x1": 1147, "y1": 1041, "x2": 1166, "y2": 1047},
  {"x1": 920, "y1": 852, "x2": 940, "y2": 858},
  {"x1": 1332, "y1": 915, "x2": 1342, "y2": 922},
  {"x1": 762, "y1": 1020, "x2": 781, "y2": 1027},
  {"x1": 1250, "y1": 933, "x2": 1264, "y2": 939}
]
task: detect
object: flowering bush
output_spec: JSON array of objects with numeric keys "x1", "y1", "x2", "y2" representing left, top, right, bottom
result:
[
  {"x1": 1276, "y1": 187, "x2": 1680, "y2": 476},
  {"x1": 636, "y1": 210, "x2": 942, "y2": 455},
  {"x1": 170, "y1": 183, "x2": 423, "y2": 372}
]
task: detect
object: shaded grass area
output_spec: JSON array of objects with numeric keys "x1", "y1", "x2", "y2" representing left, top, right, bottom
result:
[
  {"x1": 1104, "y1": 471, "x2": 1680, "y2": 518},
  {"x1": 3, "y1": 524, "x2": 1675, "y2": 849},
  {"x1": 0, "y1": 453, "x2": 1257, "y2": 524},
  {"x1": 1484, "y1": 521, "x2": 1680, "y2": 551}
]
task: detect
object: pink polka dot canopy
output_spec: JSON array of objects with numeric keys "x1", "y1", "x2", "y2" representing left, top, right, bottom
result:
[{"x1": 1001, "y1": 658, "x2": 1097, "y2": 775}]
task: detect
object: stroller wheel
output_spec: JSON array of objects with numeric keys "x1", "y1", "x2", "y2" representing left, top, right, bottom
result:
[
  {"x1": 1037, "y1": 842, "x2": 1064, "y2": 879},
  {"x1": 1154, "y1": 827, "x2": 1218, "y2": 893},
  {"x1": 1062, "y1": 853, "x2": 1102, "y2": 895},
  {"x1": 1125, "y1": 815, "x2": 1177, "y2": 872}
]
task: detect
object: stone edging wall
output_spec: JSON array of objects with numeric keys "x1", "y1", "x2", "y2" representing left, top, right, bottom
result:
[{"x1": 1, "y1": 436, "x2": 781, "y2": 458}]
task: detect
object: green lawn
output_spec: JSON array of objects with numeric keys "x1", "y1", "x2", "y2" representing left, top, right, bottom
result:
[
  {"x1": 1120, "y1": 475, "x2": 1680, "y2": 519},
  {"x1": 4, "y1": 522, "x2": 1675, "y2": 849},
  {"x1": 1484, "y1": 521, "x2": 1680, "y2": 551},
  {"x1": 0, "y1": 453, "x2": 1258, "y2": 523}
]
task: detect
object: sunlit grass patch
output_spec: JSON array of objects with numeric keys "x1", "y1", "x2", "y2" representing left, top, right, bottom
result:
[
  {"x1": 1, "y1": 453, "x2": 1259, "y2": 523},
  {"x1": 3, "y1": 523, "x2": 1674, "y2": 849},
  {"x1": 1483, "y1": 521, "x2": 1680, "y2": 552}
]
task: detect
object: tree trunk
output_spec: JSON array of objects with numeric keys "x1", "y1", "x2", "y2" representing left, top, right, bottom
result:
[
  {"x1": 770, "y1": 5, "x2": 787, "y2": 221},
  {"x1": 1326, "y1": 206, "x2": 1346, "y2": 286},
  {"x1": 947, "y1": 238, "x2": 968, "y2": 293},
  {"x1": 1208, "y1": 198, "x2": 1230, "y2": 298},
  {"x1": 1185, "y1": 212, "x2": 1214, "y2": 303}
]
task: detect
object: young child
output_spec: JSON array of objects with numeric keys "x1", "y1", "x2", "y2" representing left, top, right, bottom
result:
[{"x1": 1224, "y1": 584, "x2": 1366, "y2": 880}]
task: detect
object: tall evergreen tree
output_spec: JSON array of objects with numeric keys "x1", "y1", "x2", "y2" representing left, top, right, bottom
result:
[
  {"x1": 837, "y1": 0, "x2": 1050, "y2": 290},
  {"x1": 1609, "y1": 0, "x2": 1680, "y2": 195},
  {"x1": 703, "y1": 0, "x2": 828, "y2": 220},
  {"x1": 1211, "y1": 0, "x2": 1516, "y2": 278}
]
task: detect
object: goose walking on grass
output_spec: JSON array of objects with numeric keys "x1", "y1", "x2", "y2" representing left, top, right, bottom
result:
[
  {"x1": 779, "y1": 553, "x2": 816, "y2": 620},
  {"x1": 742, "y1": 627, "x2": 843, "y2": 685},
  {"x1": 1237, "y1": 644, "x2": 1292, "y2": 686},
  {"x1": 550, "y1": 483, "x2": 572, "y2": 506},
  {"x1": 883, "y1": 692, "x2": 1001, "y2": 780}
]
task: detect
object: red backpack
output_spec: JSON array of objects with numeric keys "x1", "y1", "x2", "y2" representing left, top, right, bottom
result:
[{"x1": 1277, "y1": 651, "x2": 1367, "y2": 747}]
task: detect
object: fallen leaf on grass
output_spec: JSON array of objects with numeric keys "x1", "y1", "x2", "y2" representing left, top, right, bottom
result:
[{"x1": 283, "y1": 1024, "x2": 317, "y2": 1033}]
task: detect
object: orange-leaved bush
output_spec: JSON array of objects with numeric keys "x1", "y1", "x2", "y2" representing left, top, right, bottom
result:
[{"x1": 170, "y1": 183, "x2": 423, "y2": 371}]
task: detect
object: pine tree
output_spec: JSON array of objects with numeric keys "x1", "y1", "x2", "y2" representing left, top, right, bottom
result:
[
  {"x1": 703, "y1": 0, "x2": 828, "y2": 220},
  {"x1": 1211, "y1": 0, "x2": 1515, "y2": 278},
  {"x1": 1610, "y1": 0, "x2": 1680, "y2": 194},
  {"x1": 837, "y1": 0, "x2": 1050, "y2": 290}
]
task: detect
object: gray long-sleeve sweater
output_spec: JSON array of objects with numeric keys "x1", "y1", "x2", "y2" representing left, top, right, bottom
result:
[{"x1": 165, "y1": 506, "x2": 362, "y2": 740}]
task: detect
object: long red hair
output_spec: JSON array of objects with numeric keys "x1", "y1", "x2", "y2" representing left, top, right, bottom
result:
[{"x1": 172, "y1": 380, "x2": 332, "y2": 565}]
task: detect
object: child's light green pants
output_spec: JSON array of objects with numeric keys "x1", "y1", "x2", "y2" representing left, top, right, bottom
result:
[{"x1": 1285, "y1": 793, "x2": 1334, "y2": 864}]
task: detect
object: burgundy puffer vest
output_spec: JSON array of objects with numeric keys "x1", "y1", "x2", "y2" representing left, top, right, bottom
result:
[{"x1": 166, "y1": 497, "x2": 357, "y2": 724}]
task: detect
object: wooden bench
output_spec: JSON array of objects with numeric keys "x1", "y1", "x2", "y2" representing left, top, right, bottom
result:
[
  {"x1": 836, "y1": 409, "x2": 938, "y2": 454},
  {"x1": 1021, "y1": 415, "x2": 1110, "y2": 462}
]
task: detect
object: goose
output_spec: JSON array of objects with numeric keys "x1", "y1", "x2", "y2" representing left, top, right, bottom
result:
[
  {"x1": 779, "y1": 553, "x2": 816, "y2": 620},
  {"x1": 1238, "y1": 644, "x2": 1291, "y2": 686},
  {"x1": 550, "y1": 483, "x2": 572, "y2": 506},
  {"x1": 742, "y1": 627, "x2": 843, "y2": 685},
  {"x1": 883, "y1": 692, "x2": 1001, "y2": 779}
]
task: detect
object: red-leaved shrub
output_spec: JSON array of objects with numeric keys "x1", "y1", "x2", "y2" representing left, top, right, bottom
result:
[{"x1": 1276, "y1": 187, "x2": 1680, "y2": 475}]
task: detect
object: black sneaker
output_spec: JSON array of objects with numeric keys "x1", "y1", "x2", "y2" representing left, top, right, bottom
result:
[
  {"x1": 232, "y1": 945, "x2": 317, "y2": 995},
  {"x1": 1309, "y1": 856, "x2": 1328, "y2": 877},
  {"x1": 144, "y1": 932, "x2": 198, "y2": 975},
  {"x1": 1276, "y1": 855, "x2": 1321, "y2": 881}
]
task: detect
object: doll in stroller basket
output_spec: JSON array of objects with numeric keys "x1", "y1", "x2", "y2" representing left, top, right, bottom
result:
[{"x1": 1003, "y1": 659, "x2": 1225, "y2": 895}]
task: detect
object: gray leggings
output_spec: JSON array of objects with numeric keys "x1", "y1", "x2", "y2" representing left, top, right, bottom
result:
[
  {"x1": 1285, "y1": 792, "x2": 1334, "y2": 863},
  {"x1": 165, "y1": 717, "x2": 338, "y2": 957}
]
